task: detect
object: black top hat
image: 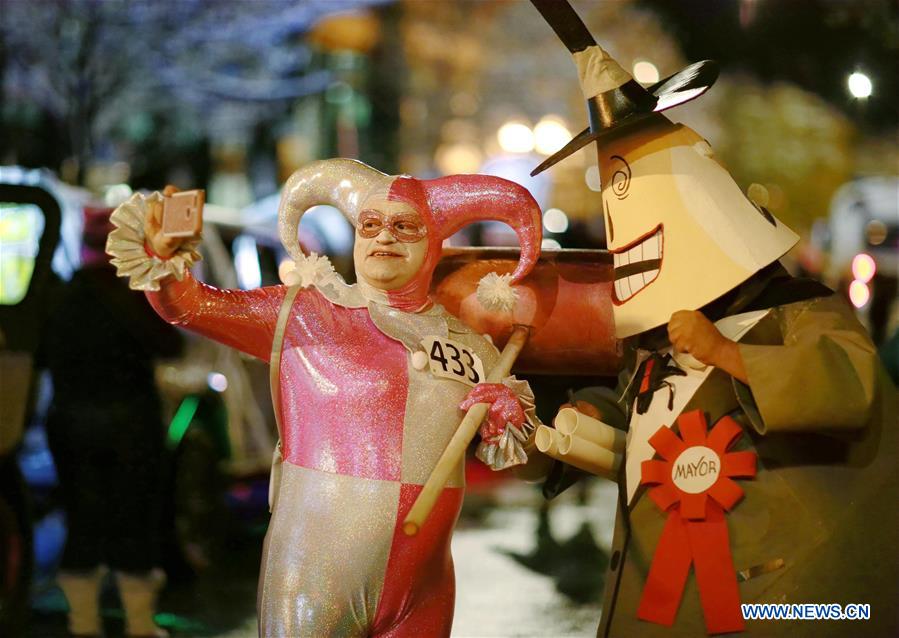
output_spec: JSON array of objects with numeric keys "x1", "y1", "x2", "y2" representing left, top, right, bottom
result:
[{"x1": 529, "y1": 0, "x2": 719, "y2": 176}]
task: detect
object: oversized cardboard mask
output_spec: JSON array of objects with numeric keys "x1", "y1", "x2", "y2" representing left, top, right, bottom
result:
[{"x1": 598, "y1": 115, "x2": 798, "y2": 338}]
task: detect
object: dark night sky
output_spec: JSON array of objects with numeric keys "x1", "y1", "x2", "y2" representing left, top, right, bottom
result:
[{"x1": 640, "y1": 0, "x2": 899, "y2": 133}]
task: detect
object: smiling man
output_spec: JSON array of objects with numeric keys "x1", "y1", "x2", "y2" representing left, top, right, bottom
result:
[
  {"x1": 106, "y1": 158, "x2": 543, "y2": 637},
  {"x1": 353, "y1": 193, "x2": 429, "y2": 290}
]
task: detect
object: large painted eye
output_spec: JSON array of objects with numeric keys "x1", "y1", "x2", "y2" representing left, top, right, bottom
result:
[
  {"x1": 610, "y1": 155, "x2": 631, "y2": 200},
  {"x1": 604, "y1": 199, "x2": 615, "y2": 244}
]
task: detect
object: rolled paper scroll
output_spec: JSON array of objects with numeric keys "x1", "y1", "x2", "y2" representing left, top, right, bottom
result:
[
  {"x1": 558, "y1": 433, "x2": 621, "y2": 480},
  {"x1": 534, "y1": 425, "x2": 567, "y2": 458},
  {"x1": 554, "y1": 407, "x2": 625, "y2": 453}
]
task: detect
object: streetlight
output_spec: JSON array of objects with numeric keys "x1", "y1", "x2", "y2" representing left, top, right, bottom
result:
[
  {"x1": 632, "y1": 60, "x2": 660, "y2": 85},
  {"x1": 847, "y1": 72, "x2": 873, "y2": 99}
]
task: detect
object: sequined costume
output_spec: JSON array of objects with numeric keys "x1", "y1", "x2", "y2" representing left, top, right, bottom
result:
[
  {"x1": 108, "y1": 159, "x2": 544, "y2": 636},
  {"x1": 146, "y1": 272, "x2": 523, "y2": 637}
]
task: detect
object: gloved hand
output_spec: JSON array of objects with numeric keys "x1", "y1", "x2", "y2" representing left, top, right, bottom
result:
[{"x1": 460, "y1": 383, "x2": 526, "y2": 444}]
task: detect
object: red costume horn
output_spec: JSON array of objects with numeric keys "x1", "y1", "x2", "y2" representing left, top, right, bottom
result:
[
  {"x1": 425, "y1": 174, "x2": 542, "y2": 286},
  {"x1": 386, "y1": 173, "x2": 542, "y2": 311}
]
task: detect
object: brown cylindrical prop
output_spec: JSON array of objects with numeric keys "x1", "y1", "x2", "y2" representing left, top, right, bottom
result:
[
  {"x1": 431, "y1": 248, "x2": 620, "y2": 375},
  {"x1": 558, "y1": 434, "x2": 620, "y2": 480},
  {"x1": 534, "y1": 425, "x2": 568, "y2": 458},
  {"x1": 554, "y1": 407, "x2": 626, "y2": 453}
]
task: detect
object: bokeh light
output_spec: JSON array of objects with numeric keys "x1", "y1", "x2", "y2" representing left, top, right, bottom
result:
[
  {"x1": 848, "y1": 280, "x2": 870, "y2": 308},
  {"x1": 632, "y1": 60, "x2": 660, "y2": 84},
  {"x1": 207, "y1": 372, "x2": 229, "y2": 393},
  {"x1": 541, "y1": 238, "x2": 562, "y2": 250},
  {"x1": 543, "y1": 208, "x2": 569, "y2": 234},
  {"x1": 851, "y1": 253, "x2": 876, "y2": 283},
  {"x1": 585, "y1": 165, "x2": 601, "y2": 192},
  {"x1": 435, "y1": 142, "x2": 483, "y2": 174},
  {"x1": 533, "y1": 117, "x2": 571, "y2": 156},
  {"x1": 847, "y1": 72, "x2": 873, "y2": 98},
  {"x1": 497, "y1": 121, "x2": 534, "y2": 154}
]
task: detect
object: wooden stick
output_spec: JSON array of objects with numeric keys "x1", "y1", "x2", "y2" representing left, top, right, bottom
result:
[{"x1": 403, "y1": 324, "x2": 530, "y2": 536}]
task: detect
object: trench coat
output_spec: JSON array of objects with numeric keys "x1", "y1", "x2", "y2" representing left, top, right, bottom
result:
[{"x1": 552, "y1": 271, "x2": 898, "y2": 637}]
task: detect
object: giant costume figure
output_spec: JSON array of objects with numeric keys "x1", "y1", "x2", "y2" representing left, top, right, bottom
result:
[
  {"x1": 107, "y1": 159, "x2": 543, "y2": 637},
  {"x1": 528, "y1": 1, "x2": 898, "y2": 636}
]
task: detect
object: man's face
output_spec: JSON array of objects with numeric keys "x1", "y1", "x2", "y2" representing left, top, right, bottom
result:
[{"x1": 353, "y1": 194, "x2": 429, "y2": 291}]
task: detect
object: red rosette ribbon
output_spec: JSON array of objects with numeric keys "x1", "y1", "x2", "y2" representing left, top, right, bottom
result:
[{"x1": 636, "y1": 410, "x2": 757, "y2": 634}]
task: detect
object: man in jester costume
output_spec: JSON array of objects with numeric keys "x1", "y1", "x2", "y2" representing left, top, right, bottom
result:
[
  {"x1": 106, "y1": 158, "x2": 543, "y2": 637},
  {"x1": 527, "y1": 1, "x2": 897, "y2": 636}
]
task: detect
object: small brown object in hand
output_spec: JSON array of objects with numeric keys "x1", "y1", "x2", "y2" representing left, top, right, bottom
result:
[{"x1": 162, "y1": 189, "x2": 204, "y2": 238}]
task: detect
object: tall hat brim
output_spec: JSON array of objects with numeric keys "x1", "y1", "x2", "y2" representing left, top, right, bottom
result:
[
  {"x1": 527, "y1": 0, "x2": 719, "y2": 176},
  {"x1": 530, "y1": 59, "x2": 719, "y2": 176}
]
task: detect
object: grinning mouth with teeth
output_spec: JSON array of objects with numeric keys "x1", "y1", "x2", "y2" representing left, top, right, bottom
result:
[{"x1": 611, "y1": 225, "x2": 663, "y2": 304}]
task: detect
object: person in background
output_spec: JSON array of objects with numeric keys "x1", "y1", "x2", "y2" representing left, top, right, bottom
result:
[{"x1": 41, "y1": 207, "x2": 182, "y2": 637}]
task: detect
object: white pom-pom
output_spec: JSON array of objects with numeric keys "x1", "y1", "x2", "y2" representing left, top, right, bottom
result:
[
  {"x1": 279, "y1": 260, "x2": 299, "y2": 286},
  {"x1": 476, "y1": 272, "x2": 517, "y2": 312},
  {"x1": 411, "y1": 351, "x2": 429, "y2": 370},
  {"x1": 281, "y1": 269, "x2": 301, "y2": 287}
]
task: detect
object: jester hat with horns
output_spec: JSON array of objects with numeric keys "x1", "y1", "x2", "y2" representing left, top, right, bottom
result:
[{"x1": 277, "y1": 159, "x2": 542, "y2": 312}]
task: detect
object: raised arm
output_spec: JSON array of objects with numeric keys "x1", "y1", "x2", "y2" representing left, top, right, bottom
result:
[
  {"x1": 146, "y1": 272, "x2": 285, "y2": 362},
  {"x1": 107, "y1": 189, "x2": 286, "y2": 362}
]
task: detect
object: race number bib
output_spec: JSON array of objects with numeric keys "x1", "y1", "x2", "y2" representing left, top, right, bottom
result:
[{"x1": 419, "y1": 336, "x2": 486, "y2": 387}]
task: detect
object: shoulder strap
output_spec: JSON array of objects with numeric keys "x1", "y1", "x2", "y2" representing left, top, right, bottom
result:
[{"x1": 269, "y1": 285, "x2": 302, "y2": 439}]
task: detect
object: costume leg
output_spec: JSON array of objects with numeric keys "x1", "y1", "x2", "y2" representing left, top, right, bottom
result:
[
  {"x1": 373, "y1": 566, "x2": 454, "y2": 638},
  {"x1": 46, "y1": 411, "x2": 105, "y2": 571},
  {"x1": 257, "y1": 464, "x2": 398, "y2": 637},
  {"x1": 370, "y1": 485, "x2": 463, "y2": 638}
]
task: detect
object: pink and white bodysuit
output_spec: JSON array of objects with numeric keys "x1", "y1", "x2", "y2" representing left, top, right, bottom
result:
[
  {"x1": 108, "y1": 159, "x2": 543, "y2": 637},
  {"x1": 147, "y1": 272, "x2": 529, "y2": 636}
]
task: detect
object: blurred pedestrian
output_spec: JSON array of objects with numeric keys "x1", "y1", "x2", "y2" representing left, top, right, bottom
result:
[{"x1": 40, "y1": 207, "x2": 182, "y2": 637}]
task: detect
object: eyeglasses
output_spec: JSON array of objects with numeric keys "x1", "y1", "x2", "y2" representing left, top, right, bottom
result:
[{"x1": 357, "y1": 210, "x2": 427, "y2": 243}]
